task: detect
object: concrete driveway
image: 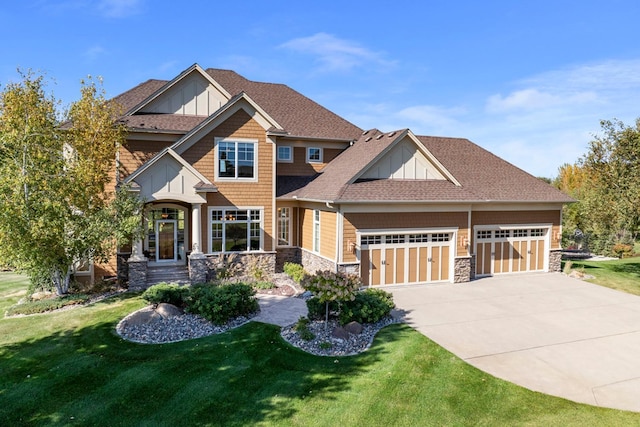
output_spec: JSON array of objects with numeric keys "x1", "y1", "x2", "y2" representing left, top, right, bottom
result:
[{"x1": 389, "y1": 273, "x2": 640, "y2": 412}]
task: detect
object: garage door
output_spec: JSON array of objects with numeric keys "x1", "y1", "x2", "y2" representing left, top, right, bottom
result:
[
  {"x1": 475, "y1": 227, "x2": 548, "y2": 276},
  {"x1": 360, "y1": 232, "x2": 453, "y2": 286}
]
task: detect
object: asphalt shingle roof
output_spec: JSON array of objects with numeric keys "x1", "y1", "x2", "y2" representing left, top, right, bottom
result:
[
  {"x1": 280, "y1": 129, "x2": 573, "y2": 204},
  {"x1": 111, "y1": 68, "x2": 362, "y2": 141}
]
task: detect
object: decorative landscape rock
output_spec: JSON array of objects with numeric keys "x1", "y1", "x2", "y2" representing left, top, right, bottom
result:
[
  {"x1": 122, "y1": 308, "x2": 163, "y2": 326},
  {"x1": 155, "y1": 303, "x2": 183, "y2": 319},
  {"x1": 344, "y1": 321, "x2": 363, "y2": 335},
  {"x1": 332, "y1": 326, "x2": 350, "y2": 341}
]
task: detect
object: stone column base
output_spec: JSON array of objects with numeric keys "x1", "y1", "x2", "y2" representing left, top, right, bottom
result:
[
  {"x1": 189, "y1": 254, "x2": 209, "y2": 284},
  {"x1": 127, "y1": 259, "x2": 148, "y2": 291},
  {"x1": 549, "y1": 249, "x2": 562, "y2": 272},
  {"x1": 454, "y1": 257, "x2": 472, "y2": 283}
]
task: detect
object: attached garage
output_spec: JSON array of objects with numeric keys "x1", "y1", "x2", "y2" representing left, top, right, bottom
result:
[
  {"x1": 474, "y1": 226, "x2": 550, "y2": 276},
  {"x1": 359, "y1": 230, "x2": 455, "y2": 286}
]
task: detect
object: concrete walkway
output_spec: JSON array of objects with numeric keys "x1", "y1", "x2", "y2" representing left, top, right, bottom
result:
[{"x1": 389, "y1": 273, "x2": 640, "y2": 413}]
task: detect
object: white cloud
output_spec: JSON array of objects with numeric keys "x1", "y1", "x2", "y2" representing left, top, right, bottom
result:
[
  {"x1": 279, "y1": 33, "x2": 395, "y2": 72},
  {"x1": 486, "y1": 88, "x2": 598, "y2": 113}
]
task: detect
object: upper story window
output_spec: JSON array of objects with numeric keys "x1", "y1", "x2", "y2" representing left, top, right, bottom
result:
[
  {"x1": 277, "y1": 146, "x2": 292, "y2": 162},
  {"x1": 307, "y1": 147, "x2": 323, "y2": 163},
  {"x1": 216, "y1": 138, "x2": 257, "y2": 180}
]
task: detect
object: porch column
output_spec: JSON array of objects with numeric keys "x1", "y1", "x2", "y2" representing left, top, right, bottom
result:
[
  {"x1": 191, "y1": 203, "x2": 203, "y2": 255},
  {"x1": 189, "y1": 203, "x2": 208, "y2": 283},
  {"x1": 130, "y1": 239, "x2": 147, "y2": 261}
]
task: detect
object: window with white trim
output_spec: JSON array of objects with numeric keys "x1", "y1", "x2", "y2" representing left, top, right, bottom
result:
[
  {"x1": 217, "y1": 140, "x2": 256, "y2": 179},
  {"x1": 477, "y1": 230, "x2": 492, "y2": 240},
  {"x1": 277, "y1": 146, "x2": 292, "y2": 162},
  {"x1": 361, "y1": 235, "x2": 382, "y2": 245},
  {"x1": 531, "y1": 228, "x2": 545, "y2": 237},
  {"x1": 210, "y1": 208, "x2": 262, "y2": 252},
  {"x1": 495, "y1": 230, "x2": 510, "y2": 239},
  {"x1": 277, "y1": 207, "x2": 291, "y2": 246},
  {"x1": 313, "y1": 210, "x2": 320, "y2": 252},
  {"x1": 307, "y1": 147, "x2": 323, "y2": 163},
  {"x1": 513, "y1": 229, "x2": 528, "y2": 238}
]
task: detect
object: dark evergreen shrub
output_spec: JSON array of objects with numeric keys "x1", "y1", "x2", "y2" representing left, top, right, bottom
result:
[
  {"x1": 141, "y1": 283, "x2": 189, "y2": 307},
  {"x1": 186, "y1": 283, "x2": 258, "y2": 324}
]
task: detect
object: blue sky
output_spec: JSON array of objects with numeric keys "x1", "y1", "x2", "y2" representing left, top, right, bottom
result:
[{"x1": 3, "y1": 0, "x2": 640, "y2": 178}]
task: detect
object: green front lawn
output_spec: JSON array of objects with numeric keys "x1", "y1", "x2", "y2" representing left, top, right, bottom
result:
[
  {"x1": 565, "y1": 257, "x2": 640, "y2": 296},
  {"x1": 1, "y1": 273, "x2": 639, "y2": 426}
]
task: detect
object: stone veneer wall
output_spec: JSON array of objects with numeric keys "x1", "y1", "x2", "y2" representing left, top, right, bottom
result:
[
  {"x1": 549, "y1": 249, "x2": 562, "y2": 272},
  {"x1": 127, "y1": 259, "x2": 148, "y2": 291},
  {"x1": 275, "y1": 247, "x2": 301, "y2": 272},
  {"x1": 301, "y1": 250, "x2": 337, "y2": 274},
  {"x1": 337, "y1": 263, "x2": 360, "y2": 276},
  {"x1": 454, "y1": 257, "x2": 472, "y2": 283},
  {"x1": 188, "y1": 255, "x2": 208, "y2": 284},
  {"x1": 206, "y1": 252, "x2": 277, "y2": 282}
]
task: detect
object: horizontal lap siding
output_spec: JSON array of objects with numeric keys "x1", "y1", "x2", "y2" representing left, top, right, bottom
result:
[
  {"x1": 182, "y1": 110, "x2": 274, "y2": 252},
  {"x1": 471, "y1": 210, "x2": 561, "y2": 250},
  {"x1": 320, "y1": 211, "x2": 336, "y2": 260},
  {"x1": 298, "y1": 208, "x2": 336, "y2": 261},
  {"x1": 345, "y1": 212, "x2": 469, "y2": 257}
]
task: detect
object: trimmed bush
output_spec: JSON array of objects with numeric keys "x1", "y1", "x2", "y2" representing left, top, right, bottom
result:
[
  {"x1": 339, "y1": 288, "x2": 395, "y2": 325},
  {"x1": 186, "y1": 283, "x2": 258, "y2": 325},
  {"x1": 142, "y1": 283, "x2": 189, "y2": 307},
  {"x1": 283, "y1": 262, "x2": 306, "y2": 284}
]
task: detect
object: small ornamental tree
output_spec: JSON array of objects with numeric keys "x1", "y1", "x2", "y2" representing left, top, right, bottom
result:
[{"x1": 302, "y1": 270, "x2": 361, "y2": 331}]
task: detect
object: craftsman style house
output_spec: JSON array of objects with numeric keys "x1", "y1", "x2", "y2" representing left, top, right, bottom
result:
[{"x1": 87, "y1": 64, "x2": 572, "y2": 289}]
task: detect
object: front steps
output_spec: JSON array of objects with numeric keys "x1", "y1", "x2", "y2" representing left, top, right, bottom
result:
[{"x1": 146, "y1": 265, "x2": 191, "y2": 287}]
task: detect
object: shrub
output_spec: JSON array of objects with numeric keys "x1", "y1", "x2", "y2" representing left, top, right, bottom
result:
[
  {"x1": 612, "y1": 243, "x2": 633, "y2": 258},
  {"x1": 338, "y1": 288, "x2": 395, "y2": 325},
  {"x1": 6, "y1": 294, "x2": 90, "y2": 316},
  {"x1": 246, "y1": 256, "x2": 271, "y2": 281},
  {"x1": 294, "y1": 316, "x2": 315, "y2": 341},
  {"x1": 142, "y1": 283, "x2": 189, "y2": 307},
  {"x1": 283, "y1": 262, "x2": 306, "y2": 284},
  {"x1": 306, "y1": 297, "x2": 338, "y2": 320},
  {"x1": 253, "y1": 281, "x2": 274, "y2": 290},
  {"x1": 186, "y1": 283, "x2": 258, "y2": 325}
]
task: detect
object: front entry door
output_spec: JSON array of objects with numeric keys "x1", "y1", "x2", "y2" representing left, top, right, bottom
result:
[{"x1": 156, "y1": 220, "x2": 178, "y2": 262}]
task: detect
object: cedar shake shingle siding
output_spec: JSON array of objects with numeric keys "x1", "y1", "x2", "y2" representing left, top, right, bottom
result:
[{"x1": 182, "y1": 110, "x2": 274, "y2": 252}]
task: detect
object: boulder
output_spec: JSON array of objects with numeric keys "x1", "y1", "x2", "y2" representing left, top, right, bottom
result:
[
  {"x1": 124, "y1": 309, "x2": 163, "y2": 326},
  {"x1": 155, "y1": 303, "x2": 184, "y2": 319},
  {"x1": 344, "y1": 321, "x2": 363, "y2": 335},
  {"x1": 332, "y1": 326, "x2": 350, "y2": 341}
]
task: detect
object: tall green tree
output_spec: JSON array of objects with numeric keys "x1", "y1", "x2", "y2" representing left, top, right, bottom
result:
[
  {"x1": 579, "y1": 118, "x2": 640, "y2": 254},
  {"x1": 0, "y1": 71, "x2": 143, "y2": 295},
  {"x1": 553, "y1": 163, "x2": 586, "y2": 248}
]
